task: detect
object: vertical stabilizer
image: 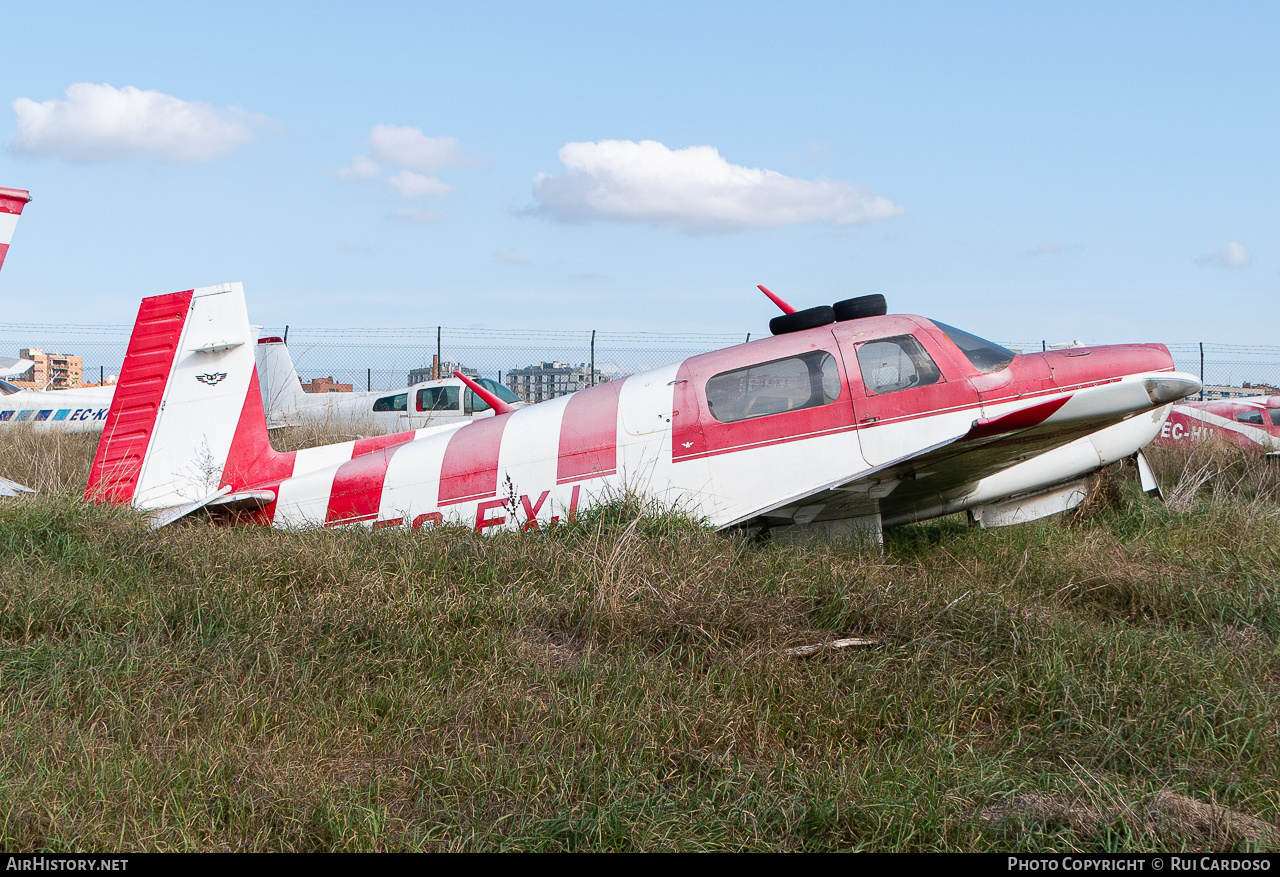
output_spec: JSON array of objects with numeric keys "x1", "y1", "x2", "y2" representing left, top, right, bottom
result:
[
  {"x1": 0, "y1": 187, "x2": 32, "y2": 274},
  {"x1": 87, "y1": 282, "x2": 276, "y2": 510},
  {"x1": 254, "y1": 338, "x2": 309, "y2": 425}
]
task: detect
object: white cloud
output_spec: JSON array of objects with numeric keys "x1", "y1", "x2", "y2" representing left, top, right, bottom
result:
[
  {"x1": 391, "y1": 207, "x2": 445, "y2": 224},
  {"x1": 1197, "y1": 241, "x2": 1251, "y2": 269},
  {"x1": 385, "y1": 170, "x2": 454, "y2": 199},
  {"x1": 1025, "y1": 241, "x2": 1067, "y2": 256},
  {"x1": 367, "y1": 125, "x2": 477, "y2": 174},
  {"x1": 529, "y1": 139, "x2": 903, "y2": 234},
  {"x1": 332, "y1": 154, "x2": 382, "y2": 182},
  {"x1": 333, "y1": 125, "x2": 476, "y2": 213},
  {"x1": 10, "y1": 83, "x2": 266, "y2": 163}
]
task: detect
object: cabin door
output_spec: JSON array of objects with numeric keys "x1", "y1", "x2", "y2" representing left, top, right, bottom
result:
[{"x1": 830, "y1": 320, "x2": 981, "y2": 469}]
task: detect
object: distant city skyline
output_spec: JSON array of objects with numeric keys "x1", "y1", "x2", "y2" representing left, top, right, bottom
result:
[{"x1": 0, "y1": 2, "x2": 1275, "y2": 346}]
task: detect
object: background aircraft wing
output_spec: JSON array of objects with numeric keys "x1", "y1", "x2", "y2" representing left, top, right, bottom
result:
[{"x1": 0, "y1": 357, "x2": 34, "y2": 380}]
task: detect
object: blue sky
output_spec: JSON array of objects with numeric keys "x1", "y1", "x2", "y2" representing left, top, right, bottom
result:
[{"x1": 0, "y1": 1, "x2": 1275, "y2": 344}]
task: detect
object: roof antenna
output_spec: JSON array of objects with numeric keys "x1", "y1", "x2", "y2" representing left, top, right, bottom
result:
[{"x1": 757, "y1": 285, "x2": 795, "y2": 314}]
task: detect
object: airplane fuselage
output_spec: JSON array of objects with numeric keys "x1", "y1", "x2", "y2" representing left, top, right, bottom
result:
[
  {"x1": 218, "y1": 316, "x2": 1187, "y2": 534},
  {"x1": 0, "y1": 385, "x2": 114, "y2": 432}
]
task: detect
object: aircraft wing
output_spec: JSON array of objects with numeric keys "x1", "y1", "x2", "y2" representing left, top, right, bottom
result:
[
  {"x1": 734, "y1": 372, "x2": 1198, "y2": 528},
  {"x1": 0, "y1": 357, "x2": 34, "y2": 380}
]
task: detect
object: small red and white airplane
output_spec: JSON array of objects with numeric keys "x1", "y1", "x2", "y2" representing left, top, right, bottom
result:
[
  {"x1": 0, "y1": 185, "x2": 36, "y2": 497},
  {"x1": 1155, "y1": 396, "x2": 1280, "y2": 455},
  {"x1": 85, "y1": 282, "x2": 1201, "y2": 539},
  {"x1": 0, "y1": 186, "x2": 30, "y2": 275}
]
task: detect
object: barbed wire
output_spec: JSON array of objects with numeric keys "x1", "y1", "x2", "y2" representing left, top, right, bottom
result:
[{"x1": 2, "y1": 323, "x2": 1278, "y2": 397}]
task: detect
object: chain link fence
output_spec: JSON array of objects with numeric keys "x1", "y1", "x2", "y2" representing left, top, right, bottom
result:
[{"x1": 3, "y1": 323, "x2": 1278, "y2": 401}]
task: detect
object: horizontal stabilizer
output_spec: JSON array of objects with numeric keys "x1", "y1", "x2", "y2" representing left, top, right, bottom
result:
[{"x1": 0, "y1": 476, "x2": 34, "y2": 498}]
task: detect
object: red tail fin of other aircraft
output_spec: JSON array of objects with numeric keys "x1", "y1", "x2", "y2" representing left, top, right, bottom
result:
[{"x1": 0, "y1": 187, "x2": 32, "y2": 275}]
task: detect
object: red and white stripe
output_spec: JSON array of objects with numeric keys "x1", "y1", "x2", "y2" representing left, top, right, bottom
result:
[{"x1": 0, "y1": 187, "x2": 31, "y2": 274}]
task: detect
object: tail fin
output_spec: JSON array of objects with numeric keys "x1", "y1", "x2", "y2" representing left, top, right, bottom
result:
[
  {"x1": 87, "y1": 282, "x2": 283, "y2": 510},
  {"x1": 254, "y1": 336, "x2": 309, "y2": 425},
  {"x1": 0, "y1": 187, "x2": 32, "y2": 275}
]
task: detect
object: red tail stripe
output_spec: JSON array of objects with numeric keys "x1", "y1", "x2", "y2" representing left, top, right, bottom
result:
[
  {"x1": 221, "y1": 368, "x2": 296, "y2": 489},
  {"x1": 0, "y1": 243, "x2": 10, "y2": 272},
  {"x1": 86, "y1": 290, "x2": 194, "y2": 503},
  {"x1": 557, "y1": 378, "x2": 625, "y2": 484},
  {"x1": 438, "y1": 414, "x2": 511, "y2": 506}
]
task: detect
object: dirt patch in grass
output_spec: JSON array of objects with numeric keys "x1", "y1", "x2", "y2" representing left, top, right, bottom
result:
[{"x1": 983, "y1": 788, "x2": 1279, "y2": 849}]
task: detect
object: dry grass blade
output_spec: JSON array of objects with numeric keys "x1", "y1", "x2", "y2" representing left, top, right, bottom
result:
[
  {"x1": 0, "y1": 426, "x2": 99, "y2": 494},
  {"x1": 784, "y1": 637, "x2": 879, "y2": 658}
]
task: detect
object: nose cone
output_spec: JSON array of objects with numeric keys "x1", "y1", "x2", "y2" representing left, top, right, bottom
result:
[{"x1": 1144, "y1": 374, "x2": 1202, "y2": 405}]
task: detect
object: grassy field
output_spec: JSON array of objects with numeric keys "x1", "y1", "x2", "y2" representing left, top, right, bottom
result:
[{"x1": 0, "y1": 428, "x2": 1276, "y2": 851}]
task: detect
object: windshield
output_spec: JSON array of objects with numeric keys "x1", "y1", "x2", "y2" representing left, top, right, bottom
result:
[
  {"x1": 466, "y1": 377, "x2": 522, "y2": 412},
  {"x1": 931, "y1": 321, "x2": 1017, "y2": 373}
]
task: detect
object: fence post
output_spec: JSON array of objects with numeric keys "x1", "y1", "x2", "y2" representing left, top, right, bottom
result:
[
  {"x1": 437, "y1": 327, "x2": 442, "y2": 379},
  {"x1": 367, "y1": 369, "x2": 371, "y2": 392},
  {"x1": 590, "y1": 330, "x2": 596, "y2": 387}
]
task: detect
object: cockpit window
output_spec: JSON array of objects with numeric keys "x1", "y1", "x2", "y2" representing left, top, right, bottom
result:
[
  {"x1": 856, "y1": 335, "x2": 942, "y2": 395},
  {"x1": 417, "y1": 386, "x2": 460, "y2": 412},
  {"x1": 373, "y1": 393, "x2": 407, "y2": 412},
  {"x1": 1270, "y1": 409, "x2": 1280, "y2": 427},
  {"x1": 705, "y1": 351, "x2": 841, "y2": 423},
  {"x1": 1237, "y1": 410, "x2": 1265, "y2": 425},
  {"x1": 932, "y1": 321, "x2": 1017, "y2": 373}
]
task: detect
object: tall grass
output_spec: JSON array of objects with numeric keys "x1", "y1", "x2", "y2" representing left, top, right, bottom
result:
[{"x1": 0, "y1": 433, "x2": 1276, "y2": 850}]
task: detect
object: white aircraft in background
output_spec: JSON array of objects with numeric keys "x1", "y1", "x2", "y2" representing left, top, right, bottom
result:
[
  {"x1": 256, "y1": 335, "x2": 523, "y2": 431},
  {"x1": 0, "y1": 334, "x2": 520, "y2": 434},
  {"x1": 0, "y1": 380, "x2": 115, "y2": 431}
]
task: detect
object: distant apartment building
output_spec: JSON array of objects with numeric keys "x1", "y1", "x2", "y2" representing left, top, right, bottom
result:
[
  {"x1": 8, "y1": 348, "x2": 83, "y2": 390},
  {"x1": 301, "y1": 376, "x2": 353, "y2": 394},
  {"x1": 504, "y1": 362, "x2": 605, "y2": 403},
  {"x1": 407, "y1": 358, "x2": 479, "y2": 385},
  {"x1": 1201, "y1": 382, "x2": 1280, "y2": 400}
]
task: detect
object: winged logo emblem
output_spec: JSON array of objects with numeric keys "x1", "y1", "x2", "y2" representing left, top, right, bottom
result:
[{"x1": 196, "y1": 373, "x2": 228, "y2": 386}]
